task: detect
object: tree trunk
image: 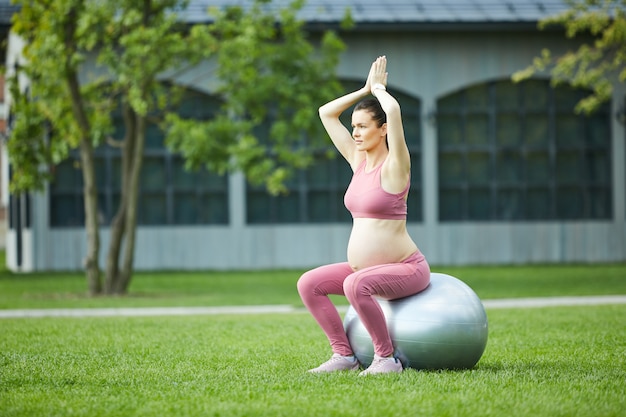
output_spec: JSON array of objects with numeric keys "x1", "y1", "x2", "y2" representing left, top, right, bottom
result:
[
  {"x1": 78, "y1": 139, "x2": 101, "y2": 296},
  {"x1": 64, "y1": 4, "x2": 101, "y2": 295},
  {"x1": 104, "y1": 104, "x2": 136, "y2": 294},
  {"x1": 114, "y1": 113, "x2": 146, "y2": 294}
]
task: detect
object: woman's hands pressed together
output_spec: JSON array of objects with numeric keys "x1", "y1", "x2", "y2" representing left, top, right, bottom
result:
[{"x1": 367, "y1": 56, "x2": 388, "y2": 94}]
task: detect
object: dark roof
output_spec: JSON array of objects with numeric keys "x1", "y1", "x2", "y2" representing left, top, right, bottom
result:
[
  {"x1": 0, "y1": 0, "x2": 570, "y2": 27},
  {"x1": 183, "y1": 0, "x2": 570, "y2": 25}
]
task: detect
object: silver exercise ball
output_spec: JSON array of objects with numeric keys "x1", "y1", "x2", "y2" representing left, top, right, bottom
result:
[{"x1": 343, "y1": 272, "x2": 488, "y2": 370}]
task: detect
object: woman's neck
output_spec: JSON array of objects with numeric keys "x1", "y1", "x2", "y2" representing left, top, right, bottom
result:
[{"x1": 364, "y1": 148, "x2": 388, "y2": 171}]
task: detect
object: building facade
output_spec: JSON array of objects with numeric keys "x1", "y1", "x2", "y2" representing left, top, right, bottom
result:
[{"x1": 3, "y1": 0, "x2": 625, "y2": 271}]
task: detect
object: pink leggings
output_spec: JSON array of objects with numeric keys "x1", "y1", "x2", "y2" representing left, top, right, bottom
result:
[{"x1": 297, "y1": 251, "x2": 430, "y2": 358}]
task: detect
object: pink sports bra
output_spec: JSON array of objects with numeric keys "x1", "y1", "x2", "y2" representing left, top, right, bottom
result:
[{"x1": 344, "y1": 160, "x2": 409, "y2": 220}]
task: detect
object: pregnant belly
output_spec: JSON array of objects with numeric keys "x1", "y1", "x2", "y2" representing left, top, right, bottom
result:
[{"x1": 346, "y1": 219, "x2": 417, "y2": 270}]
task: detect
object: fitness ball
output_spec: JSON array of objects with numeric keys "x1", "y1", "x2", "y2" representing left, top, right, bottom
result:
[{"x1": 343, "y1": 272, "x2": 488, "y2": 370}]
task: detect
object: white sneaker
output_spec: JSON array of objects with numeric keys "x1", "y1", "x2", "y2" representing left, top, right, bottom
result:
[
  {"x1": 308, "y1": 354, "x2": 360, "y2": 373},
  {"x1": 359, "y1": 355, "x2": 403, "y2": 376}
]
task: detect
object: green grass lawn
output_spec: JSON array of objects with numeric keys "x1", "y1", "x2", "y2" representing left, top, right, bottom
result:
[
  {"x1": 1, "y1": 306, "x2": 625, "y2": 417},
  {"x1": 1, "y1": 260, "x2": 625, "y2": 416}
]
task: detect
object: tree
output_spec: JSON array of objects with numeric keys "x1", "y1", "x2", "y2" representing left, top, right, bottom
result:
[
  {"x1": 512, "y1": 0, "x2": 626, "y2": 114},
  {"x1": 7, "y1": 0, "x2": 346, "y2": 294},
  {"x1": 9, "y1": 0, "x2": 215, "y2": 295}
]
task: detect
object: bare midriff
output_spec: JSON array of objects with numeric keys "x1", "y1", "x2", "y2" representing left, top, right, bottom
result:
[{"x1": 347, "y1": 218, "x2": 418, "y2": 271}]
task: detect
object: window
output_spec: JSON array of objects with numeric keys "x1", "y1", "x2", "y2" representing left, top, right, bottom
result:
[
  {"x1": 247, "y1": 153, "x2": 353, "y2": 224},
  {"x1": 49, "y1": 87, "x2": 229, "y2": 227},
  {"x1": 437, "y1": 79, "x2": 612, "y2": 221},
  {"x1": 246, "y1": 81, "x2": 423, "y2": 224}
]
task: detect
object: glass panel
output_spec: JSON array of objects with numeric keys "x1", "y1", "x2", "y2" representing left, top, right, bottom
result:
[
  {"x1": 174, "y1": 192, "x2": 197, "y2": 224},
  {"x1": 139, "y1": 194, "x2": 166, "y2": 224},
  {"x1": 496, "y1": 113, "x2": 522, "y2": 147},
  {"x1": 410, "y1": 154, "x2": 422, "y2": 185},
  {"x1": 112, "y1": 192, "x2": 121, "y2": 219},
  {"x1": 438, "y1": 115, "x2": 463, "y2": 147},
  {"x1": 526, "y1": 152, "x2": 551, "y2": 184},
  {"x1": 274, "y1": 193, "x2": 300, "y2": 223},
  {"x1": 556, "y1": 151, "x2": 582, "y2": 184},
  {"x1": 525, "y1": 114, "x2": 549, "y2": 148},
  {"x1": 145, "y1": 123, "x2": 164, "y2": 149},
  {"x1": 587, "y1": 112, "x2": 611, "y2": 147},
  {"x1": 439, "y1": 152, "x2": 464, "y2": 185},
  {"x1": 497, "y1": 188, "x2": 522, "y2": 220},
  {"x1": 465, "y1": 84, "x2": 489, "y2": 111},
  {"x1": 468, "y1": 188, "x2": 491, "y2": 219},
  {"x1": 111, "y1": 157, "x2": 122, "y2": 191},
  {"x1": 110, "y1": 116, "x2": 125, "y2": 141},
  {"x1": 585, "y1": 150, "x2": 610, "y2": 183},
  {"x1": 589, "y1": 187, "x2": 611, "y2": 219},
  {"x1": 141, "y1": 158, "x2": 166, "y2": 191},
  {"x1": 556, "y1": 114, "x2": 584, "y2": 147},
  {"x1": 495, "y1": 81, "x2": 519, "y2": 111},
  {"x1": 438, "y1": 91, "x2": 462, "y2": 112},
  {"x1": 496, "y1": 151, "x2": 522, "y2": 183},
  {"x1": 556, "y1": 186, "x2": 583, "y2": 219},
  {"x1": 97, "y1": 191, "x2": 110, "y2": 224},
  {"x1": 407, "y1": 192, "x2": 422, "y2": 222},
  {"x1": 50, "y1": 195, "x2": 83, "y2": 226},
  {"x1": 335, "y1": 190, "x2": 351, "y2": 222},
  {"x1": 523, "y1": 80, "x2": 548, "y2": 111},
  {"x1": 309, "y1": 191, "x2": 332, "y2": 222},
  {"x1": 178, "y1": 91, "x2": 220, "y2": 119},
  {"x1": 467, "y1": 152, "x2": 490, "y2": 185},
  {"x1": 247, "y1": 192, "x2": 272, "y2": 223},
  {"x1": 403, "y1": 112, "x2": 421, "y2": 149},
  {"x1": 94, "y1": 157, "x2": 107, "y2": 189},
  {"x1": 198, "y1": 169, "x2": 228, "y2": 192},
  {"x1": 172, "y1": 157, "x2": 196, "y2": 189},
  {"x1": 201, "y1": 193, "x2": 229, "y2": 224},
  {"x1": 554, "y1": 85, "x2": 580, "y2": 112},
  {"x1": 252, "y1": 118, "x2": 272, "y2": 146},
  {"x1": 337, "y1": 159, "x2": 353, "y2": 184},
  {"x1": 307, "y1": 159, "x2": 334, "y2": 188},
  {"x1": 52, "y1": 160, "x2": 81, "y2": 191},
  {"x1": 439, "y1": 189, "x2": 464, "y2": 220},
  {"x1": 526, "y1": 188, "x2": 551, "y2": 219},
  {"x1": 466, "y1": 114, "x2": 489, "y2": 146}
]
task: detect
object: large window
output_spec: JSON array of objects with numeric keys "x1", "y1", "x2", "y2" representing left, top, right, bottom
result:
[
  {"x1": 246, "y1": 82, "x2": 423, "y2": 224},
  {"x1": 49, "y1": 87, "x2": 229, "y2": 227},
  {"x1": 437, "y1": 79, "x2": 612, "y2": 221}
]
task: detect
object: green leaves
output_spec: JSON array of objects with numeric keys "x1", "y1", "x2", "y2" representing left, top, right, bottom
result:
[
  {"x1": 513, "y1": 0, "x2": 626, "y2": 114},
  {"x1": 165, "y1": 0, "x2": 345, "y2": 195}
]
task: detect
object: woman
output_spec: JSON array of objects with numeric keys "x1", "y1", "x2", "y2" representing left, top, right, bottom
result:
[{"x1": 297, "y1": 56, "x2": 431, "y2": 375}]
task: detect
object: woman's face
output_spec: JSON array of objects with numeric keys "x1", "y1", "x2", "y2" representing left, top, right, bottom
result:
[{"x1": 351, "y1": 110, "x2": 386, "y2": 150}]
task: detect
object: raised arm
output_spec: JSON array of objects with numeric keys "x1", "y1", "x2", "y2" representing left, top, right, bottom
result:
[
  {"x1": 370, "y1": 56, "x2": 412, "y2": 192},
  {"x1": 318, "y1": 86, "x2": 370, "y2": 167}
]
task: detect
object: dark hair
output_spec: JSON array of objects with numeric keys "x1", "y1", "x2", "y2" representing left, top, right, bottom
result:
[{"x1": 354, "y1": 98, "x2": 386, "y2": 127}]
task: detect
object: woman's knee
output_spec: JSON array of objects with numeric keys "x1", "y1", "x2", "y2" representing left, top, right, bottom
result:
[
  {"x1": 299, "y1": 263, "x2": 352, "y2": 299},
  {"x1": 343, "y1": 273, "x2": 365, "y2": 302},
  {"x1": 297, "y1": 270, "x2": 317, "y2": 297}
]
